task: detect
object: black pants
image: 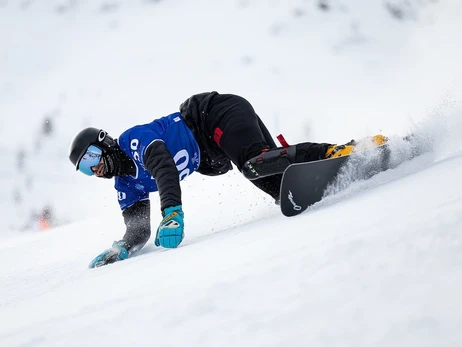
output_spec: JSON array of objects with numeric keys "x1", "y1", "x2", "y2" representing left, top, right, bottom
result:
[
  {"x1": 205, "y1": 94, "x2": 275, "y2": 169},
  {"x1": 204, "y1": 94, "x2": 328, "y2": 200}
]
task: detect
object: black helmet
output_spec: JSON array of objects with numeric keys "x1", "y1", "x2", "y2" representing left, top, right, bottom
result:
[{"x1": 68, "y1": 127, "x2": 117, "y2": 170}]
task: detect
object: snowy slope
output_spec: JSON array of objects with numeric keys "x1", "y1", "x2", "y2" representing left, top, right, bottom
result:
[
  {"x1": 1, "y1": 0, "x2": 462, "y2": 346},
  {"x1": 1, "y1": 151, "x2": 462, "y2": 347}
]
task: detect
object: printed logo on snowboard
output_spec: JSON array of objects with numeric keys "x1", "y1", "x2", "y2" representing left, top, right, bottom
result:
[{"x1": 288, "y1": 190, "x2": 302, "y2": 211}]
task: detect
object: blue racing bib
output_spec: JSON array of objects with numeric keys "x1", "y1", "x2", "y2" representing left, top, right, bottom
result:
[{"x1": 114, "y1": 112, "x2": 200, "y2": 210}]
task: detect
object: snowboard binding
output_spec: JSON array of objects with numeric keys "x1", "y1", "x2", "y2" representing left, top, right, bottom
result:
[{"x1": 242, "y1": 146, "x2": 297, "y2": 180}]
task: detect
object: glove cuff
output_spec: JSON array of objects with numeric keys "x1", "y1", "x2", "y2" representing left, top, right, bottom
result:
[{"x1": 163, "y1": 205, "x2": 183, "y2": 217}]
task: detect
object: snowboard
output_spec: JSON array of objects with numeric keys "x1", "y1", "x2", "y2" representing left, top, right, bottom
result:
[{"x1": 280, "y1": 144, "x2": 391, "y2": 217}]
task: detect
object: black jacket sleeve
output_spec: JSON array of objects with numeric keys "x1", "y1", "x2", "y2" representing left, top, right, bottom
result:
[
  {"x1": 143, "y1": 140, "x2": 182, "y2": 211},
  {"x1": 121, "y1": 200, "x2": 151, "y2": 253}
]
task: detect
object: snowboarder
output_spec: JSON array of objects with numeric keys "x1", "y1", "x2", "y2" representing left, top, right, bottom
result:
[{"x1": 69, "y1": 91, "x2": 386, "y2": 268}]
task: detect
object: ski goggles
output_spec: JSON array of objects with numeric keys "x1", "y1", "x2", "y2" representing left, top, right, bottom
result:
[{"x1": 78, "y1": 145, "x2": 103, "y2": 176}]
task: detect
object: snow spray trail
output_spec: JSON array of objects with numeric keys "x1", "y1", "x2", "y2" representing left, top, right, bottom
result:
[{"x1": 319, "y1": 106, "x2": 462, "y2": 208}]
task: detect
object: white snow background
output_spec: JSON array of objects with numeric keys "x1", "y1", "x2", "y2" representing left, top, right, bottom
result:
[{"x1": 1, "y1": 0, "x2": 462, "y2": 346}]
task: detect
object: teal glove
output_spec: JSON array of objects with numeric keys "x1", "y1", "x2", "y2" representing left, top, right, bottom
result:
[
  {"x1": 89, "y1": 241, "x2": 129, "y2": 268},
  {"x1": 155, "y1": 205, "x2": 184, "y2": 248}
]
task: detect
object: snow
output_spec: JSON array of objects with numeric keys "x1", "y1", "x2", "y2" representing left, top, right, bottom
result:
[
  {"x1": 1, "y1": 1, "x2": 462, "y2": 346},
  {"x1": 2, "y1": 150, "x2": 462, "y2": 347}
]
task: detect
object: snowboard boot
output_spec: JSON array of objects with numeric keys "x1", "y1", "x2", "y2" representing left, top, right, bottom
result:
[
  {"x1": 325, "y1": 134, "x2": 388, "y2": 159},
  {"x1": 371, "y1": 134, "x2": 388, "y2": 146},
  {"x1": 325, "y1": 144, "x2": 355, "y2": 159}
]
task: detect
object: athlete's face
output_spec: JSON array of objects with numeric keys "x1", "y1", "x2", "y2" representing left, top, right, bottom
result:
[{"x1": 91, "y1": 157, "x2": 105, "y2": 178}]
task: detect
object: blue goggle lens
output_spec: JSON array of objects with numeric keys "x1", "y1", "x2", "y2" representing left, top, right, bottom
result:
[{"x1": 78, "y1": 145, "x2": 103, "y2": 176}]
